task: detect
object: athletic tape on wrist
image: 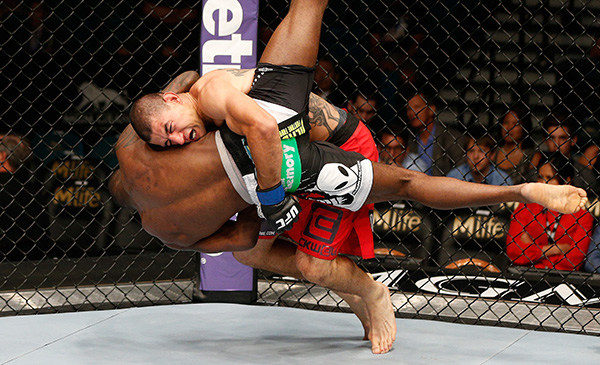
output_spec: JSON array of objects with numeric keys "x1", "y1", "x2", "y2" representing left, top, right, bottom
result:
[{"x1": 257, "y1": 183, "x2": 285, "y2": 205}]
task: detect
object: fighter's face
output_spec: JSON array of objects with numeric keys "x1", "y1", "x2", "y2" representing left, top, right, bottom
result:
[{"x1": 150, "y1": 104, "x2": 205, "y2": 147}]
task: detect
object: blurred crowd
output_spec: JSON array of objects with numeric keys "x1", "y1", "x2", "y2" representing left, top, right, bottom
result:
[{"x1": 1, "y1": 0, "x2": 600, "y2": 275}]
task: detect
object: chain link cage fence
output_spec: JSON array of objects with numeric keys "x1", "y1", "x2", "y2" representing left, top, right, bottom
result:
[{"x1": 1, "y1": 0, "x2": 599, "y2": 335}]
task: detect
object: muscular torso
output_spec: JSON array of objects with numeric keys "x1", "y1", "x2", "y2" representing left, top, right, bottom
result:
[
  {"x1": 115, "y1": 125, "x2": 249, "y2": 245},
  {"x1": 188, "y1": 69, "x2": 340, "y2": 140}
]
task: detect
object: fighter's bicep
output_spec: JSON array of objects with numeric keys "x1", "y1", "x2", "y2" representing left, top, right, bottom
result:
[{"x1": 224, "y1": 93, "x2": 276, "y2": 135}]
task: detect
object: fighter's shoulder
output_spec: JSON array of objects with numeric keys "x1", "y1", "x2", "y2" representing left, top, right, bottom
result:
[
  {"x1": 196, "y1": 69, "x2": 240, "y2": 92},
  {"x1": 115, "y1": 124, "x2": 142, "y2": 150},
  {"x1": 202, "y1": 68, "x2": 254, "y2": 80},
  {"x1": 222, "y1": 68, "x2": 255, "y2": 78}
]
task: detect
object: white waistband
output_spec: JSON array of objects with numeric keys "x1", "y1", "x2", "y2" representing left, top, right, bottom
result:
[
  {"x1": 215, "y1": 130, "x2": 254, "y2": 205},
  {"x1": 253, "y1": 99, "x2": 296, "y2": 124}
]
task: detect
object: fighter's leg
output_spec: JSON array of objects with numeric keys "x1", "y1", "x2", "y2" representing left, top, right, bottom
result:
[
  {"x1": 521, "y1": 182, "x2": 587, "y2": 214},
  {"x1": 233, "y1": 237, "x2": 372, "y2": 339},
  {"x1": 259, "y1": 0, "x2": 328, "y2": 67},
  {"x1": 233, "y1": 237, "x2": 299, "y2": 277},
  {"x1": 365, "y1": 163, "x2": 587, "y2": 214},
  {"x1": 334, "y1": 291, "x2": 371, "y2": 341},
  {"x1": 295, "y1": 251, "x2": 396, "y2": 354}
]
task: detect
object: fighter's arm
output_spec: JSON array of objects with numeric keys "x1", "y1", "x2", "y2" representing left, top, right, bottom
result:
[
  {"x1": 307, "y1": 93, "x2": 341, "y2": 142},
  {"x1": 223, "y1": 89, "x2": 282, "y2": 190},
  {"x1": 223, "y1": 93, "x2": 303, "y2": 233},
  {"x1": 164, "y1": 207, "x2": 261, "y2": 253}
]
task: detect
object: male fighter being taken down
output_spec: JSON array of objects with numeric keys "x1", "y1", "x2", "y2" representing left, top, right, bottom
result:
[
  {"x1": 110, "y1": 99, "x2": 587, "y2": 356},
  {"x1": 116, "y1": 0, "x2": 587, "y2": 354}
]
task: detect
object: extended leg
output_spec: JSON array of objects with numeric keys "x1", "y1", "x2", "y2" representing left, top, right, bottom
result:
[{"x1": 367, "y1": 163, "x2": 588, "y2": 214}]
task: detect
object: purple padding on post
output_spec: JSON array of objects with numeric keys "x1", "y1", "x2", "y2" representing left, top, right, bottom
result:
[
  {"x1": 199, "y1": 252, "x2": 254, "y2": 291},
  {"x1": 199, "y1": 0, "x2": 258, "y2": 292},
  {"x1": 200, "y1": 0, "x2": 258, "y2": 75}
]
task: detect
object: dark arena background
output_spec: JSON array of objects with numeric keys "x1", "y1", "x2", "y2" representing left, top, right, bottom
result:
[{"x1": 1, "y1": 0, "x2": 600, "y2": 342}]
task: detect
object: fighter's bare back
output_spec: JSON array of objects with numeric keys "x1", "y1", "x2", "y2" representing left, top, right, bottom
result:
[{"x1": 114, "y1": 124, "x2": 250, "y2": 246}]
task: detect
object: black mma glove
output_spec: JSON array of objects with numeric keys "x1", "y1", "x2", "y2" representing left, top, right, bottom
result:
[{"x1": 257, "y1": 182, "x2": 301, "y2": 233}]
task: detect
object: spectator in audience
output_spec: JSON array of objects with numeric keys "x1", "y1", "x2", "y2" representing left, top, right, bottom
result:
[
  {"x1": 405, "y1": 91, "x2": 463, "y2": 176},
  {"x1": 531, "y1": 114, "x2": 598, "y2": 195},
  {"x1": 493, "y1": 104, "x2": 536, "y2": 184},
  {"x1": 0, "y1": 134, "x2": 48, "y2": 260},
  {"x1": 583, "y1": 225, "x2": 600, "y2": 274},
  {"x1": 313, "y1": 56, "x2": 345, "y2": 107},
  {"x1": 577, "y1": 144, "x2": 599, "y2": 173},
  {"x1": 374, "y1": 125, "x2": 435, "y2": 261},
  {"x1": 347, "y1": 90, "x2": 379, "y2": 127},
  {"x1": 377, "y1": 125, "x2": 410, "y2": 167},
  {"x1": 447, "y1": 128, "x2": 513, "y2": 186},
  {"x1": 506, "y1": 154, "x2": 593, "y2": 271},
  {"x1": 0, "y1": 135, "x2": 30, "y2": 173}
]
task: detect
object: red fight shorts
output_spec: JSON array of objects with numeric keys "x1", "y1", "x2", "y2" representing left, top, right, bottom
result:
[{"x1": 261, "y1": 120, "x2": 378, "y2": 260}]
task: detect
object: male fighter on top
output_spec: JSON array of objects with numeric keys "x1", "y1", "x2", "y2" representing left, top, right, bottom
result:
[
  {"x1": 115, "y1": 0, "x2": 588, "y2": 354},
  {"x1": 120, "y1": 0, "x2": 401, "y2": 353},
  {"x1": 128, "y1": 0, "x2": 586, "y2": 231}
]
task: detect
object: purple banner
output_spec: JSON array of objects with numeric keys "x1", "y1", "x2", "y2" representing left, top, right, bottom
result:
[
  {"x1": 200, "y1": 0, "x2": 258, "y2": 75},
  {"x1": 199, "y1": 251, "x2": 254, "y2": 291},
  {"x1": 198, "y1": 0, "x2": 257, "y2": 293}
]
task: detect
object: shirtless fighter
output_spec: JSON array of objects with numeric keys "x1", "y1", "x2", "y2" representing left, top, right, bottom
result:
[
  {"x1": 126, "y1": 0, "x2": 585, "y2": 230},
  {"x1": 111, "y1": 89, "x2": 588, "y2": 355},
  {"x1": 117, "y1": 0, "x2": 587, "y2": 354},
  {"x1": 128, "y1": 1, "x2": 401, "y2": 352},
  {"x1": 116, "y1": 90, "x2": 399, "y2": 353}
]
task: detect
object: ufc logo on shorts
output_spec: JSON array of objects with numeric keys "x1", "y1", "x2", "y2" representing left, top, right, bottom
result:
[{"x1": 275, "y1": 205, "x2": 299, "y2": 230}]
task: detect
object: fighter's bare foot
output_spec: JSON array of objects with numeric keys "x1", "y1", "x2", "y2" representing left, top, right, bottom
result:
[
  {"x1": 364, "y1": 281, "x2": 396, "y2": 354},
  {"x1": 337, "y1": 292, "x2": 370, "y2": 340},
  {"x1": 521, "y1": 183, "x2": 588, "y2": 214}
]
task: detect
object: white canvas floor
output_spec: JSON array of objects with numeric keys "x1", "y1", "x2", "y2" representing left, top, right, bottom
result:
[{"x1": 0, "y1": 303, "x2": 598, "y2": 364}]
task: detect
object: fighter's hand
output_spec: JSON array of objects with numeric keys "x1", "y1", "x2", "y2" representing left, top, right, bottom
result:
[{"x1": 257, "y1": 182, "x2": 301, "y2": 233}]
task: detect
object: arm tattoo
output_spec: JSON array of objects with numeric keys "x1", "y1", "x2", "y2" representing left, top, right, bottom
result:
[
  {"x1": 226, "y1": 69, "x2": 251, "y2": 77},
  {"x1": 163, "y1": 70, "x2": 200, "y2": 93},
  {"x1": 308, "y1": 93, "x2": 340, "y2": 140}
]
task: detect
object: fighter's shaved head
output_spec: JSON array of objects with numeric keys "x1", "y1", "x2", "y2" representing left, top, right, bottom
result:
[{"x1": 130, "y1": 93, "x2": 165, "y2": 143}]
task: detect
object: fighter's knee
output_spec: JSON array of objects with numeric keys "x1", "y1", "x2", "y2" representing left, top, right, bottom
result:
[{"x1": 295, "y1": 252, "x2": 332, "y2": 284}]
